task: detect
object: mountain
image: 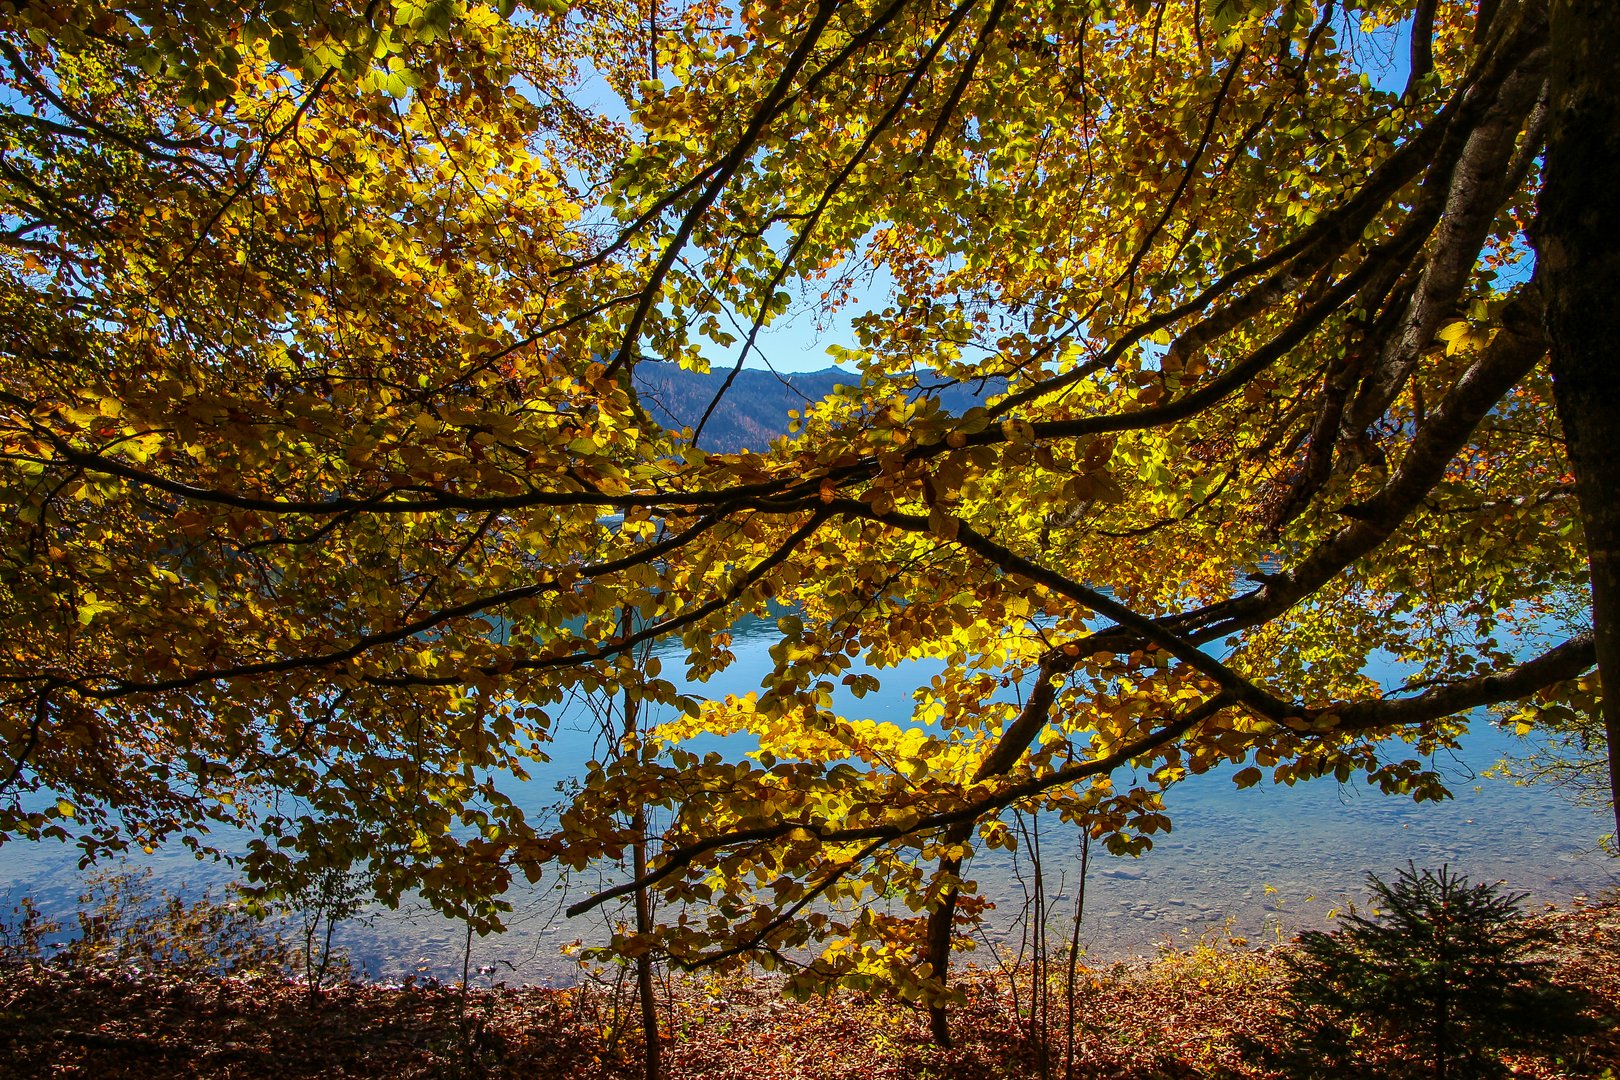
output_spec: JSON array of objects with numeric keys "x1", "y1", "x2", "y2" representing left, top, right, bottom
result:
[{"x1": 630, "y1": 364, "x2": 1000, "y2": 452}]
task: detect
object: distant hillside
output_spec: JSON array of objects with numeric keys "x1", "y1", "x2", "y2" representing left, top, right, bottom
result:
[{"x1": 631, "y1": 363, "x2": 1000, "y2": 452}]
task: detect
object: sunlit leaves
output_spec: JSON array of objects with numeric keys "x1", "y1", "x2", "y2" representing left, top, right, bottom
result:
[{"x1": 0, "y1": 0, "x2": 1589, "y2": 1010}]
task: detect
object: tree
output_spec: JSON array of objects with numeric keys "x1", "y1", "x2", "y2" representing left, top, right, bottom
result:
[
  {"x1": 0, "y1": 0, "x2": 1610, "y2": 1045},
  {"x1": 1281, "y1": 865, "x2": 1593, "y2": 1078},
  {"x1": 1, "y1": 0, "x2": 652, "y2": 927},
  {"x1": 1532, "y1": 0, "x2": 1620, "y2": 864}
]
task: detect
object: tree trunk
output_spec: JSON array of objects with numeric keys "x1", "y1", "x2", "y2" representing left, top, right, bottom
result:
[
  {"x1": 924, "y1": 664, "x2": 1066, "y2": 1044},
  {"x1": 924, "y1": 827, "x2": 970, "y2": 1047},
  {"x1": 632, "y1": 795, "x2": 661, "y2": 1080},
  {"x1": 620, "y1": 608, "x2": 662, "y2": 1080},
  {"x1": 1536, "y1": 0, "x2": 1620, "y2": 837}
]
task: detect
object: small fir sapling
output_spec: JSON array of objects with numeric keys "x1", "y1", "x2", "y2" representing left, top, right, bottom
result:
[{"x1": 1280, "y1": 864, "x2": 1596, "y2": 1079}]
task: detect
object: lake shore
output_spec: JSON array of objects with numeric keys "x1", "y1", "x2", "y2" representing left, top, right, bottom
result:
[{"x1": 3, "y1": 897, "x2": 1616, "y2": 1079}]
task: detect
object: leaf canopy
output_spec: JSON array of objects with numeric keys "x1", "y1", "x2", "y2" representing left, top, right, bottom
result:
[{"x1": 0, "y1": 0, "x2": 1602, "y2": 996}]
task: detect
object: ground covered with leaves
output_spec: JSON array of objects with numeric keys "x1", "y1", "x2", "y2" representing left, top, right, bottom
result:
[{"x1": 2, "y1": 900, "x2": 1616, "y2": 1079}]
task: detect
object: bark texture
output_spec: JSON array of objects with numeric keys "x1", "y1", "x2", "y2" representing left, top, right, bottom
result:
[{"x1": 1536, "y1": 0, "x2": 1620, "y2": 835}]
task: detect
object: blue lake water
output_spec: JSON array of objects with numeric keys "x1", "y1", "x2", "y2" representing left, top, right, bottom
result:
[{"x1": 2, "y1": 612, "x2": 1615, "y2": 982}]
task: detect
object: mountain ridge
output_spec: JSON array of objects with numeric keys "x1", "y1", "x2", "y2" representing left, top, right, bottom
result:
[{"x1": 630, "y1": 363, "x2": 1000, "y2": 452}]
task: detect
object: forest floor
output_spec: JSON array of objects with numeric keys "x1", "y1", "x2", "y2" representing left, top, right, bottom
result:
[{"x1": 2, "y1": 898, "x2": 1617, "y2": 1079}]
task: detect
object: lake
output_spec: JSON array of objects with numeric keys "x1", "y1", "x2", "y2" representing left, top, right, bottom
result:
[{"x1": 2, "y1": 613, "x2": 1614, "y2": 983}]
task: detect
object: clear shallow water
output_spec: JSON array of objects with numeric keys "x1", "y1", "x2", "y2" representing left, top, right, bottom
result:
[{"x1": 2, "y1": 614, "x2": 1614, "y2": 982}]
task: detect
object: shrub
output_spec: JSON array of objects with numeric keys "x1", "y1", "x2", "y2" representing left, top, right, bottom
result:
[{"x1": 1280, "y1": 865, "x2": 1595, "y2": 1079}]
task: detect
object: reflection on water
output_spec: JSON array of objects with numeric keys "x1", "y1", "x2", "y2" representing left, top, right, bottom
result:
[{"x1": 2, "y1": 613, "x2": 1615, "y2": 982}]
